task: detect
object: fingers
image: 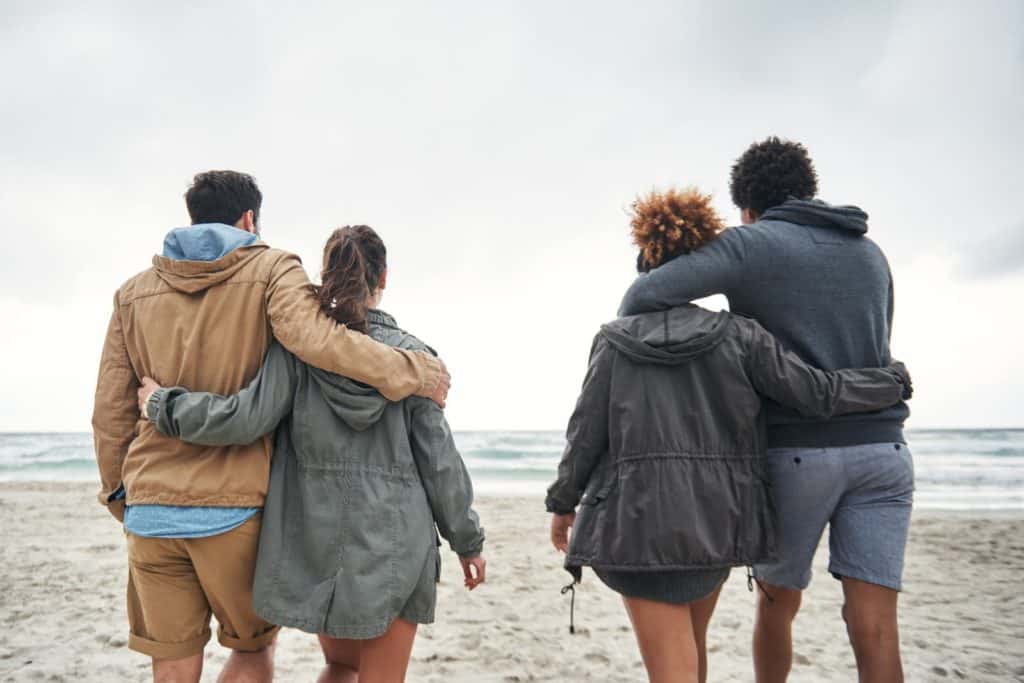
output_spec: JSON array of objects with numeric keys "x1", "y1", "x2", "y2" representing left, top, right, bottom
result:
[
  {"x1": 550, "y1": 517, "x2": 568, "y2": 553},
  {"x1": 550, "y1": 513, "x2": 575, "y2": 553},
  {"x1": 460, "y1": 556, "x2": 486, "y2": 590},
  {"x1": 137, "y1": 378, "x2": 155, "y2": 412},
  {"x1": 430, "y1": 359, "x2": 451, "y2": 409}
]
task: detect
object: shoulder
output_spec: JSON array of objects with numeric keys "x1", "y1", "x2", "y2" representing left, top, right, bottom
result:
[
  {"x1": 368, "y1": 316, "x2": 437, "y2": 356},
  {"x1": 115, "y1": 266, "x2": 164, "y2": 305},
  {"x1": 255, "y1": 246, "x2": 303, "y2": 277}
]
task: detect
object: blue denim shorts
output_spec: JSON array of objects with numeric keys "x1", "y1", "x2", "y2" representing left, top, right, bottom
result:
[{"x1": 753, "y1": 442, "x2": 914, "y2": 592}]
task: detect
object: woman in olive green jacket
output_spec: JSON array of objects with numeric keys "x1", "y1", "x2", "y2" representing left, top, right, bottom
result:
[{"x1": 140, "y1": 225, "x2": 485, "y2": 682}]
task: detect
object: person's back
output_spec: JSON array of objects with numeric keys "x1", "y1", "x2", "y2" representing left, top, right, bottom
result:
[
  {"x1": 254, "y1": 311, "x2": 483, "y2": 637},
  {"x1": 113, "y1": 239, "x2": 305, "y2": 506},
  {"x1": 618, "y1": 139, "x2": 914, "y2": 682},
  {"x1": 722, "y1": 202, "x2": 908, "y2": 447},
  {"x1": 92, "y1": 174, "x2": 447, "y2": 682},
  {"x1": 137, "y1": 225, "x2": 484, "y2": 682}
]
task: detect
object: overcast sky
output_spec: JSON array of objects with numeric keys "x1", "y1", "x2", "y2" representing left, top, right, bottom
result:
[{"x1": 1, "y1": 0, "x2": 1021, "y2": 432}]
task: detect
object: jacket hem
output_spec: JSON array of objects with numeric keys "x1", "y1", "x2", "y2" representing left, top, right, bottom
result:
[
  {"x1": 767, "y1": 421, "x2": 906, "y2": 449},
  {"x1": 567, "y1": 557, "x2": 769, "y2": 571},
  {"x1": 125, "y1": 492, "x2": 266, "y2": 507},
  {"x1": 255, "y1": 608, "x2": 434, "y2": 640}
]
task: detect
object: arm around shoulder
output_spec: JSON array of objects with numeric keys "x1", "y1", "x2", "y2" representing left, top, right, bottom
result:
[
  {"x1": 618, "y1": 227, "x2": 747, "y2": 316},
  {"x1": 265, "y1": 251, "x2": 443, "y2": 401}
]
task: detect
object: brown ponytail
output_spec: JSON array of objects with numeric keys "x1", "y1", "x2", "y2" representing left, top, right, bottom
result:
[{"x1": 318, "y1": 225, "x2": 387, "y2": 333}]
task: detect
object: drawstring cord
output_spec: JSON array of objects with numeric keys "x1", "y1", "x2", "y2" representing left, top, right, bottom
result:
[
  {"x1": 747, "y1": 566, "x2": 775, "y2": 603},
  {"x1": 561, "y1": 582, "x2": 577, "y2": 634}
]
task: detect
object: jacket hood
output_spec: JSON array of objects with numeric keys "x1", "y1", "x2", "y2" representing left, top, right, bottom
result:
[
  {"x1": 600, "y1": 305, "x2": 732, "y2": 365},
  {"x1": 303, "y1": 310, "x2": 407, "y2": 431},
  {"x1": 760, "y1": 199, "x2": 869, "y2": 234},
  {"x1": 307, "y1": 369, "x2": 390, "y2": 431},
  {"x1": 152, "y1": 241, "x2": 269, "y2": 294}
]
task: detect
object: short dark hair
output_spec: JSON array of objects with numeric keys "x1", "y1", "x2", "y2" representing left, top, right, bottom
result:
[
  {"x1": 184, "y1": 170, "x2": 263, "y2": 226},
  {"x1": 729, "y1": 137, "x2": 818, "y2": 214}
]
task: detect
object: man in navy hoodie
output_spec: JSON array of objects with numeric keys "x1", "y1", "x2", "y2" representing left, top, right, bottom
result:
[{"x1": 619, "y1": 137, "x2": 912, "y2": 682}]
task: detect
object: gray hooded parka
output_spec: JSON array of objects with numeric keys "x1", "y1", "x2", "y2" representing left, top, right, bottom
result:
[{"x1": 545, "y1": 305, "x2": 909, "y2": 580}]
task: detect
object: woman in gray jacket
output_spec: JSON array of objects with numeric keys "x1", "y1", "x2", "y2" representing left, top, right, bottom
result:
[
  {"x1": 545, "y1": 189, "x2": 911, "y2": 683},
  {"x1": 139, "y1": 225, "x2": 485, "y2": 683}
]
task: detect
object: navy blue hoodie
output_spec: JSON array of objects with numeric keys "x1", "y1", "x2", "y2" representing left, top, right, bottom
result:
[{"x1": 619, "y1": 199, "x2": 908, "y2": 448}]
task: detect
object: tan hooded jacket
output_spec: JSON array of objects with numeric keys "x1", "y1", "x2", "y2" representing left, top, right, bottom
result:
[{"x1": 92, "y1": 242, "x2": 442, "y2": 521}]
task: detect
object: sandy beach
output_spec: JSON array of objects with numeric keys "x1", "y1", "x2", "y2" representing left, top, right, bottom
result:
[{"x1": 1, "y1": 482, "x2": 1022, "y2": 682}]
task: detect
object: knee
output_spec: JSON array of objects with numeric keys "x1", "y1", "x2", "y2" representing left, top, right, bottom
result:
[
  {"x1": 756, "y1": 588, "x2": 801, "y2": 624},
  {"x1": 842, "y1": 604, "x2": 897, "y2": 648}
]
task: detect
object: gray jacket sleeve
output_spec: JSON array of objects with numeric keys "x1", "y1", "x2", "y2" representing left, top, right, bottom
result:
[
  {"x1": 407, "y1": 397, "x2": 485, "y2": 558},
  {"x1": 618, "y1": 228, "x2": 747, "y2": 316},
  {"x1": 545, "y1": 333, "x2": 614, "y2": 515},
  {"x1": 148, "y1": 342, "x2": 298, "y2": 446},
  {"x1": 741, "y1": 319, "x2": 910, "y2": 418}
]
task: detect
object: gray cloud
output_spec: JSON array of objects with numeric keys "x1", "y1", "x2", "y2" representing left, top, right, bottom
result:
[
  {"x1": 0, "y1": 0, "x2": 1021, "y2": 429},
  {"x1": 960, "y1": 223, "x2": 1024, "y2": 280}
]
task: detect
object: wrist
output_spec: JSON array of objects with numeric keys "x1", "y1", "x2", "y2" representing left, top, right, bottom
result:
[{"x1": 144, "y1": 387, "x2": 168, "y2": 424}]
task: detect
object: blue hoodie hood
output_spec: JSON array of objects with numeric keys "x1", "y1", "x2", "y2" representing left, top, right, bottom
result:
[{"x1": 162, "y1": 223, "x2": 258, "y2": 262}]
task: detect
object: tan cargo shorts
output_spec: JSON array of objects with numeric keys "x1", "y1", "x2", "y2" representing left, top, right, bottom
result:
[{"x1": 125, "y1": 514, "x2": 280, "y2": 660}]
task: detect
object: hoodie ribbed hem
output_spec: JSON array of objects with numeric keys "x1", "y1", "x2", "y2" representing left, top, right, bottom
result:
[{"x1": 767, "y1": 421, "x2": 906, "y2": 449}]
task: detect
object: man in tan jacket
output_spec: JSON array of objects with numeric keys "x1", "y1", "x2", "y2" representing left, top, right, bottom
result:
[{"x1": 92, "y1": 170, "x2": 449, "y2": 682}]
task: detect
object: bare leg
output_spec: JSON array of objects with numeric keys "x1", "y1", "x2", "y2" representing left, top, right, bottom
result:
[
  {"x1": 218, "y1": 643, "x2": 275, "y2": 683},
  {"x1": 753, "y1": 584, "x2": 802, "y2": 683},
  {"x1": 841, "y1": 578, "x2": 903, "y2": 683},
  {"x1": 152, "y1": 654, "x2": 203, "y2": 683},
  {"x1": 623, "y1": 596, "x2": 699, "y2": 683},
  {"x1": 317, "y1": 634, "x2": 360, "y2": 683},
  {"x1": 319, "y1": 618, "x2": 419, "y2": 683},
  {"x1": 689, "y1": 583, "x2": 724, "y2": 683}
]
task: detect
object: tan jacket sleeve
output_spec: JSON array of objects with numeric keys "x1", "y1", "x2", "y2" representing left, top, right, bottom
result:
[
  {"x1": 91, "y1": 292, "x2": 138, "y2": 522},
  {"x1": 265, "y1": 252, "x2": 442, "y2": 401}
]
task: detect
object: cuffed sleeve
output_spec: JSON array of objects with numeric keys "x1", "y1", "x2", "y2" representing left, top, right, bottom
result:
[
  {"x1": 92, "y1": 292, "x2": 138, "y2": 522},
  {"x1": 545, "y1": 333, "x2": 614, "y2": 514},
  {"x1": 742, "y1": 318, "x2": 907, "y2": 418},
  {"x1": 265, "y1": 251, "x2": 442, "y2": 401},
  {"x1": 151, "y1": 342, "x2": 298, "y2": 446},
  {"x1": 407, "y1": 398, "x2": 484, "y2": 558},
  {"x1": 618, "y1": 228, "x2": 747, "y2": 316}
]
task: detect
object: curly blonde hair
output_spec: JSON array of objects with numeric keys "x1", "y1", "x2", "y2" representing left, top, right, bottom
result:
[{"x1": 630, "y1": 187, "x2": 724, "y2": 272}]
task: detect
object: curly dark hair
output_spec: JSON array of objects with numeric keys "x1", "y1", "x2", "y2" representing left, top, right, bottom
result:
[
  {"x1": 729, "y1": 136, "x2": 818, "y2": 215},
  {"x1": 631, "y1": 187, "x2": 724, "y2": 272},
  {"x1": 318, "y1": 225, "x2": 387, "y2": 334}
]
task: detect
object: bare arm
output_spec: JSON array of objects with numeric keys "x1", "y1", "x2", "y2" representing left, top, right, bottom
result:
[
  {"x1": 266, "y1": 252, "x2": 448, "y2": 403},
  {"x1": 742, "y1": 319, "x2": 910, "y2": 418},
  {"x1": 91, "y1": 293, "x2": 138, "y2": 522}
]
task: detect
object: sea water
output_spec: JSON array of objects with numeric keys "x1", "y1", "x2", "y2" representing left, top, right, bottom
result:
[{"x1": 1, "y1": 429, "x2": 1021, "y2": 510}]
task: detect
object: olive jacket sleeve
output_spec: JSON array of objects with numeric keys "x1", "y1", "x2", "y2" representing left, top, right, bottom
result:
[
  {"x1": 406, "y1": 397, "x2": 485, "y2": 558},
  {"x1": 147, "y1": 342, "x2": 299, "y2": 446}
]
